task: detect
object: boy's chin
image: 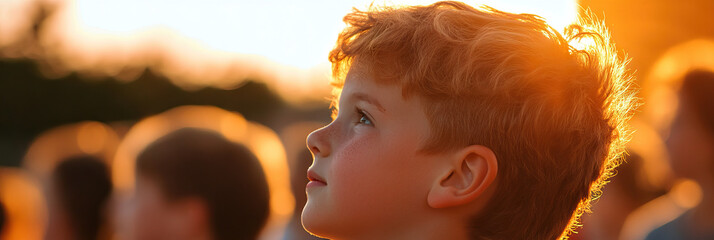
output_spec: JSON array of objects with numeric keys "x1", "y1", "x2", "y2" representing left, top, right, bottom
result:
[{"x1": 301, "y1": 201, "x2": 334, "y2": 238}]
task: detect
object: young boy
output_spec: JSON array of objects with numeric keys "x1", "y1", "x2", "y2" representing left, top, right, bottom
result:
[
  {"x1": 303, "y1": 1, "x2": 638, "y2": 239},
  {"x1": 124, "y1": 128, "x2": 270, "y2": 240}
]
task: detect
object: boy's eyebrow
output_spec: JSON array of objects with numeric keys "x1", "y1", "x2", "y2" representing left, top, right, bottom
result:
[{"x1": 352, "y1": 92, "x2": 386, "y2": 113}]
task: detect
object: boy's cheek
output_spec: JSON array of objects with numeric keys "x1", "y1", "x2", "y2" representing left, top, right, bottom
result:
[
  {"x1": 331, "y1": 146, "x2": 415, "y2": 200},
  {"x1": 302, "y1": 144, "x2": 384, "y2": 221}
]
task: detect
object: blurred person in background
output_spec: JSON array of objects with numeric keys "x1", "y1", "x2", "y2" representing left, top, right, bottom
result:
[
  {"x1": 123, "y1": 128, "x2": 269, "y2": 240},
  {"x1": 574, "y1": 151, "x2": 666, "y2": 240},
  {"x1": 0, "y1": 200, "x2": 6, "y2": 236},
  {"x1": 45, "y1": 155, "x2": 113, "y2": 240},
  {"x1": 646, "y1": 70, "x2": 714, "y2": 239}
]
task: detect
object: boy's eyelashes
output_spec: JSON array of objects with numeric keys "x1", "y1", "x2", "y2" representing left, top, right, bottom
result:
[
  {"x1": 355, "y1": 107, "x2": 375, "y2": 126},
  {"x1": 331, "y1": 103, "x2": 376, "y2": 126}
]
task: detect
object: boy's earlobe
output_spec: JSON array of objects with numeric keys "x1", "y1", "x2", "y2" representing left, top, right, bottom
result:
[{"x1": 427, "y1": 145, "x2": 498, "y2": 209}]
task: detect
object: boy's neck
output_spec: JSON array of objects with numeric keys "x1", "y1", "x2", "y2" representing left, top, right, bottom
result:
[{"x1": 341, "y1": 214, "x2": 471, "y2": 240}]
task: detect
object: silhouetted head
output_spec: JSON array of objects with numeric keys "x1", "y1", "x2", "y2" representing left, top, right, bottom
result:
[
  {"x1": 131, "y1": 128, "x2": 270, "y2": 240},
  {"x1": 667, "y1": 70, "x2": 714, "y2": 183},
  {"x1": 0, "y1": 200, "x2": 6, "y2": 235},
  {"x1": 50, "y1": 155, "x2": 112, "y2": 240},
  {"x1": 680, "y1": 70, "x2": 714, "y2": 135}
]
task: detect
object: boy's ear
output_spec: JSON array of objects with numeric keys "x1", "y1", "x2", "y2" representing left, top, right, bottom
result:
[{"x1": 427, "y1": 145, "x2": 498, "y2": 209}]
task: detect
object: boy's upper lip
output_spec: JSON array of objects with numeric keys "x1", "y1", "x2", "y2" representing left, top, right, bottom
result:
[{"x1": 307, "y1": 169, "x2": 327, "y2": 184}]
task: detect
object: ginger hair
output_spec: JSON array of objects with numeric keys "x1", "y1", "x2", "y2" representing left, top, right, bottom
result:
[{"x1": 328, "y1": 1, "x2": 639, "y2": 239}]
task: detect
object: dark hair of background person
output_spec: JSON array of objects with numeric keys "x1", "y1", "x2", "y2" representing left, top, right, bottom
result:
[
  {"x1": 52, "y1": 155, "x2": 113, "y2": 240},
  {"x1": 0, "y1": 199, "x2": 6, "y2": 235},
  {"x1": 680, "y1": 70, "x2": 714, "y2": 136},
  {"x1": 136, "y1": 128, "x2": 270, "y2": 240}
]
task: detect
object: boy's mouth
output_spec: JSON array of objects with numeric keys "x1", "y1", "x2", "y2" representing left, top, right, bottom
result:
[{"x1": 307, "y1": 170, "x2": 327, "y2": 186}]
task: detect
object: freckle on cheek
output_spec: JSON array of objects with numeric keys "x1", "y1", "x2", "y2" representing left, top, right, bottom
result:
[{"x1": 333, "y1": 136, "x2": 374, "y2": 176}]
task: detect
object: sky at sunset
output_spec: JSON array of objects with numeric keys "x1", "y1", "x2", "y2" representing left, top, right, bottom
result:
[{"x1": 69, "y1": 0, "x2": 577, "y2": 69}]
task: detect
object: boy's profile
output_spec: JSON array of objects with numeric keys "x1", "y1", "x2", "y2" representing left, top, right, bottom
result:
[
  {"x1": 303, "y1": 1, "x2": 638, "y2": 239},
  {"x1": 124, "y1": 128, "x2": 270, "y2": 240}
]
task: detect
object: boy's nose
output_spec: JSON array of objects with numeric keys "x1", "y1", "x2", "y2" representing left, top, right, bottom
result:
[{"x1": 306, "y1": 126, "x2": 331, "y2": 158}]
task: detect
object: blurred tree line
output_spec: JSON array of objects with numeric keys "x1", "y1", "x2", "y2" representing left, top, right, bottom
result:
[{"x1": 0, "y1": 57, "x2": 329, "y2": 166}]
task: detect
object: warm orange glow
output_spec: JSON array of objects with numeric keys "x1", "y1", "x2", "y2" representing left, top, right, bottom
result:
[
  {"x1": 627, "y1": 119, "x2": 673, "y2": 189},
  {"x1": 0, "y1": 167, "x2": 47, "y2": 240},
  {"x1": 111, "y1": 116, "x2": 171, "y2": 191},
  {"x1": 670, "y1": 179, "x2": 702, "y2": 208},
  {"x1": 643, "y1": 39, "x2": 714, "y2": 131},
  {"x1": 0, "y1": 0, "x2": 576, "y2": 104},
  {"x1": 0, "y1": 0, "x2": 36, "y2": 50},
  {"x1": 219, "y1": 113, "x2": 249, "y2": 141},
  {"x1": 76, "y1": 121, "x2": 109, "y2": 155},
  {"x1": 238, "y1": 123, "x2": 293, "y2": 216},
  {"x1": 620, "y1": 179, "x2": 703, "y2": 240},
  {"x1": 111, "y1": 105, "x2": 293, "y2": 239},
  {"x1": 23, "y1": 121, "x2": 119, "y2": 178},
  {"x1": 279, "y1": 122, "x2": 325, "y2": 168}
]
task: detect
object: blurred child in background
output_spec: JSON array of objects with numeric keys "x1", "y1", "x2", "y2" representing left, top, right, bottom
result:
[
  {"x1": 646, "y1": 70, "x2": 714, "y2": 239},
  {"x1": 45, "y1": 156, "x2": 112, "y2": 240},
  {"x1": 575, "y1": 151, "x2": 667, "y2": 240},
  {"x1": 123, "y1": 128, "x2": 270, "y2": 240},
  {"x1": 0, "y1": 200, "x2": 6, "y2": 236}
]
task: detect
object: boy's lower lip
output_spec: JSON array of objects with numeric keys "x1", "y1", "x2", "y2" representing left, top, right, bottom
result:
[{"x1": 306, "y1": 180, "x2": 327, "y2": 188}]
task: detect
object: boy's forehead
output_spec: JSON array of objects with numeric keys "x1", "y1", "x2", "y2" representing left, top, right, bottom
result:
[
  {"x1": 340, "y1": 72, "x2": 373, "y2": 104},
  {"x1": 346, "y1": 64, "x2": 422, "y2": 104},
  {"x1": 342, "y1": 66, "x2": 428, "y2": 114},
  {"x1": 342, "y1": 64, "x2": 386, "y2": 99},
  {"x1": 343, "y1": 61, "x2": 400, "y2": 92},
  {"x1": 345, "y1": 61, "x2": 371, "y2": 82}
]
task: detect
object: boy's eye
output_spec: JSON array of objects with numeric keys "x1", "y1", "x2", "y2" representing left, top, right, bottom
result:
[
  {"x1": 356, "y1": 109, "x2": 374, "y2": 126},
  {"x1": 359, "y1": 115, "x2": 372, "y2": 125}
]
